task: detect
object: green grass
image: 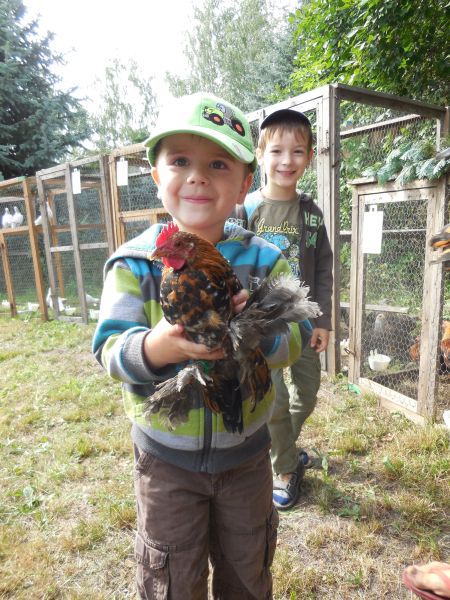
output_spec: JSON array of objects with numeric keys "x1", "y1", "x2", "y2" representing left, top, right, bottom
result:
[{"x1": 0, "y1": 318, "x2": 449, "y2": 599}]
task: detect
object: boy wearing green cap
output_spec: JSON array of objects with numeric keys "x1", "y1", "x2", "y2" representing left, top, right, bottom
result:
[{"x1": 92, "y1": 93, "x2": 302, "y2": 599}]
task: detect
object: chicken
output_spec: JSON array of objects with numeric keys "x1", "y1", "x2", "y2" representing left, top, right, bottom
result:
[
  {"x1": 409, "y1": 321, "x2": 450, "y2": 373},
  {"x1": 145, "y1": 222, "x2": 321, "y2": 433},
  {"x1": 430, "y1": 223, "x2": 450, "y2": 271},
  {"x1": 11, "y1": 206, "x2": 24, "y2": 228},
  {"x1": 34, "y1": 201, "x2": 53, "y2": 226},
  {"x1": 46, "y1": 287, "x2": 66, "y2": 312}
]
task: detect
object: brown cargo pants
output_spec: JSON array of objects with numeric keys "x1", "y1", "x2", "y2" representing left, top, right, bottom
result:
[{"x1": 133, "y1": 445, "x2": 278, "y2": 599}]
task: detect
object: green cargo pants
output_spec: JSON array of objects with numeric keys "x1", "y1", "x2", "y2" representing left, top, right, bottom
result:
[{"x1": 268, "y1": 344, "x2": 321, "y2": 475}]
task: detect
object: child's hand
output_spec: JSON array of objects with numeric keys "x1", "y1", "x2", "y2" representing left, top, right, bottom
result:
[
  {"x1": 143, "y1": 317, "x2": 225, "y2": 370},
  {"x1": 232, "y1": 289, "x2": 249, "y2": 315},
  {"x1": 311, "y1": 328, "x2": 329, "y2": 352}
]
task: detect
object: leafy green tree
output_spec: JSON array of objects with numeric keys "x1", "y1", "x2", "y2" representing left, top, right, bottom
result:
[
  {"x1": 89, "y1": 58, "x2": 158, "y2": 153},
  {"x1": 0, "y1": 0, "x2": 91, "y2": 179},
  {"x1": 289, "y1": 0, "x2": 448, "y2": 105},
  {"x1": 166, "y1": 0, "x2": 296, "y2": 112}
]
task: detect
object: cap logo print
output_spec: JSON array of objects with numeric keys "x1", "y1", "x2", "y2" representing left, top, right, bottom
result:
[{"x1": 202, "y1": 102, "x2": 246, "y2": 137}]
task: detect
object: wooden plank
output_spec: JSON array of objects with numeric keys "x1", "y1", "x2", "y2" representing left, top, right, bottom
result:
[
  {"x1": 108, "y1": 156, "x2": 123, "y2": 247},
  {"x1": 110, "y1": 142, "x2": 146, "y2": 158},
  {"x1": 50, "y1": 245, "x2": 74, "y2": 252},
  {"x1": 246, "y1": 85, "x2": 330, "y2": 122},
  {"x1": 417, "y1": 183, "x2": 444, "y2": 418},
  {"x1": 0, "y1": 176, "x2": 27, "y2": 188},
  {"x1": 340, "y1": 114, "x2": 425, "y2": 139},
  {"x1": 99, "y1": 155, "x2": 115, "y2": 253},
  {"x1": 334, "y1": 84, "x2": 446, "y2": 119},
  {"x1": 36, "y1": 176, "x2": 60, "y2": 311},
  {"x1": 340, "y1": 301, "x2": 409, "y2": 314},
  {"x1": 79, "y1": 242, "x2": 109, "y2": 251},
  {"x1": 358, "y1": 377, "x2": 424, "y2": 424},
  {"x1": 23, "y1": 178, "x2": 48, "y2": 321},
  {"x1": 65, "y1": 166, "x2": 88, "y2": 324},
  {"x1": 118, "y1": 208, "x2": 168, "y2": 222},
  {"x1": 0, "y1": 231, "x2": 17, "y2": 317},
  {"x1": 348, "y1": 185, "x2": 363, "y2": 382}
]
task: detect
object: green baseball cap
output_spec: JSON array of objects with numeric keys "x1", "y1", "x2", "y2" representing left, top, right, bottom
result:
[{"x1": 144, "y1": 92, "x2": 257, "y2": 172}]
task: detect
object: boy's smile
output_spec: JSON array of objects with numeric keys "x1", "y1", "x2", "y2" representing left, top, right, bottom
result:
[
  {"x1": 257, "y1": 130, "x2": 313, "y2": 200},
  {"x1": 152, "y1": 134, "x2": 253, "y2": 243}
]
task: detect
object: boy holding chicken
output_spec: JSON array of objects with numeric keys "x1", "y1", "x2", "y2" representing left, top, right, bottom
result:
[{"x1": 92, "y1": 93, "x2": 306, "y2": 599}]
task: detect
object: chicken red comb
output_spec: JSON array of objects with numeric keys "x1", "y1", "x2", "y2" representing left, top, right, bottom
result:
[{"x1": 155, "y1": 222, "x2": 179, "y2": 248}]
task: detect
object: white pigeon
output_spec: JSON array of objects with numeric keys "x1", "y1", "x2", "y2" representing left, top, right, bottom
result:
[
  {"x1": 85, "y1": 293, "x2": 100, "y2": 306},
  {"x1": 46, "y1": 288, "x2": 66, "y2": 312},
  {"x1": 11, "y1": 206, "x2": 24, "y2": 228},
  {"x1": 34, "y1": 201, "x2": 54, "y2": 226},
  {"x1": 2, "y1": 207, "x2": 13, "y2": 228}
]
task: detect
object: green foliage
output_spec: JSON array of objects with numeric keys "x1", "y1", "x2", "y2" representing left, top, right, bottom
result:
[
  {"x1": 362, "y1": 137, "x2": 450, "y2": 185},
  {"x1": 89, "y1": 58, "x2": 158, "y2": 154},
  {"x1": 166, "y1": 0, "x2": 297, "y2": 111},
  {"x1": 289, "y1": 0, "x2": 449, "y2": 105},
  {"x1": 0, "y1": 0, "x2": 91, "y2": 179}
]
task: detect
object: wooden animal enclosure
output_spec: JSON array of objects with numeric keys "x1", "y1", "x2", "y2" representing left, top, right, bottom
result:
[{"x1": 347, "y1": 176, "x2": 449, "y2": 422}]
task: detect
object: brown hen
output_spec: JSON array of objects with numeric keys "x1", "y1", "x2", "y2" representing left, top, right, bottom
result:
[{"x1": 145, "y1": 222, "x2": 321, "y2": 433}]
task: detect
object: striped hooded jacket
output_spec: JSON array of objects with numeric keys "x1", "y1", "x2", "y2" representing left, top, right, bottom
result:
[{"x1": 92, "y1": 222, "x2": 302, "y2": 473}]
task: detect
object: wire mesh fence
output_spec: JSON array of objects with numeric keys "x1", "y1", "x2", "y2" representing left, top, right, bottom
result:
[
  {"x1": 0, "y1": 177, "x2": 48, "y2": 319},
  {"x1": 36, "y1": 157, "x2": 113, "y2": 323}
]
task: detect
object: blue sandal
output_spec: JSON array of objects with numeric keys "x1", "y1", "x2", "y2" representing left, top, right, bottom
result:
[{"x1": 273, "y1": 460, "x2": 305, "y2": 511}]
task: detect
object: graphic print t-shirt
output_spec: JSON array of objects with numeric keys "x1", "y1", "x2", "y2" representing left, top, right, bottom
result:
[{"x1": 248, "y1": 196, "x2": 301, "y2": 279}]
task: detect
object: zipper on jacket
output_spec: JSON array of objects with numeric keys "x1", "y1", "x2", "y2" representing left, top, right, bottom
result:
[{"x1": 199, "y1": 407, "x2": 213, "y2": 472}]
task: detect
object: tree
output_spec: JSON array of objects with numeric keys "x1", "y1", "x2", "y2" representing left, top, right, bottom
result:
[
  {"x1": 89, "y1": 58, "x2": 158, "y2": 153},
  {"x1": 166, "y1": 0, "x2": 296, "y2": 112},
  {"x1": 0, "y1": 0, "x2": 91, "y2": 179},
  {"x1": 289, "y1": 0, "x2": 448, "y2": 105}
]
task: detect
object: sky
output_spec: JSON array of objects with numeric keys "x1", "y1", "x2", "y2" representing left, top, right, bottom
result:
[{"x1": 22, "y1": 0, "x2": 198, "y2": 108}]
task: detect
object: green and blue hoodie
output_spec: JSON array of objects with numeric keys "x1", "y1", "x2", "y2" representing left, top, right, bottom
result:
[{"x1": 92, "y1": 222, "x2": 301, "y2": 473}]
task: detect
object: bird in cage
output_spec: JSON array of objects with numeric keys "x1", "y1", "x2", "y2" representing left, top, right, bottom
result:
[
  {"x1": 34, "y1": 201, "x2": 54, "y2": 226},
  {"x1": 430, "y1": 223, "x2": 450, "y2": 271},
  {"x1": 46, "y1": 288, "x2": 66, "y2": 312},
  {"x1": 11, "y1": 206, "x2": 24, "y2": 228},
  {"x1": 2, "y1": 207, "x2": 13, "y2": 228},
  {"x1": 409, "y1": 321, "x2": 450, "y2": 374}
]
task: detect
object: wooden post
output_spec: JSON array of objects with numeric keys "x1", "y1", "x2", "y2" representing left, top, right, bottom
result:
[
  {"x1": 416, "y1": 181, "x2": 445, "y2": 418},
  {"x1": 23, "y1": 178, "x2": 48, "y2": 321},
  {"x1": 0, "y1": 231, "x2": 17, "y2": 317},
  {"x1": 65, "y1": 165, "x2": 88, "y2": 324},
  {"x1": 36, "y1": 174, "x2": 60, "y2": 317},
  {"x1": 316, "y1": 85, "x2": 341, "y2": 375}
]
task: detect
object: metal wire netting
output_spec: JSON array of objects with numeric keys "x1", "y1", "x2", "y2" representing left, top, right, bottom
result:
[{"x1": 0, "y1": 179, "x2": 47, "y2": 318}]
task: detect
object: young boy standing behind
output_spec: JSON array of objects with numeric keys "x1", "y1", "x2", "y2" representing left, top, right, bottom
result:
[
  {"x1": 92, "y1": 94, "x2": 303, "y2": 598},
  {"x1": 242, "y1": 109, "x2": 333, "y2": 510}
]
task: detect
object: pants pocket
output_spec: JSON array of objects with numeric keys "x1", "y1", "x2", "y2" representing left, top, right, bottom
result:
[{"x1": 135, "y1": 533, "x2": 169, "y2": 600}]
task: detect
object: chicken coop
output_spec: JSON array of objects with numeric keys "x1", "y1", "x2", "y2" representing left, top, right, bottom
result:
[
  {"x1": 347, "y1": 176, "x2": 449, "y2": 423},
  {"x1": 36, "y1": 156, "x2": 114, "y2": 324},
  {"x1": 0, "y1": 176, "x2": 48, "y2": 320},
  {"x1": 109, "y1": 144, "x2": 169, "y2": 247},
  {"x1": 246, "y1": 84, "x2": 449, "y2": 396}
]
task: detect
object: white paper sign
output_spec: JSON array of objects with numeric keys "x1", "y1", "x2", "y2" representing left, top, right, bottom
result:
[
  {"x1": 71, "y1": 168, "x2": 81, "y2": 195},
  {"x1": 117, "y1": 159, "x2": 129, "y2": 187},
  {"x1": 362, "y1": 205, "x2": 383, "y2": 254}
]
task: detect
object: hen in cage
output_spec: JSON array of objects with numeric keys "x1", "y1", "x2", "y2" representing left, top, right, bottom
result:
[
  {"x1": 409, "y1": 321, "x2": 450, "y2": 375},
  {"x1": 368, "y1": 312, "x2": 419, "y2": 362}
]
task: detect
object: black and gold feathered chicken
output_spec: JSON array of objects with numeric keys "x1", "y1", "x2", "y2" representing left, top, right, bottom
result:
[
  {"x1": 145, "y1": 222, "x2": 321, "y2": 433},
  {"x1": 430, "y1": 223, "x2": 450, "y2": 271}
]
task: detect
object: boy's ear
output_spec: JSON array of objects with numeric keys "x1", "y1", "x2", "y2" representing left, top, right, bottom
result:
[
  {"x1": 151, "y1": 167, "x2": 160, "y2": 187},
  {"x1": 236, "y1": 171, "x2": 253, "y2": 205},
  {"x1": 255, "y1": 147, "x2": 264, "y2": 166},
  {"x1": 307, "y1": 148, "x2": 314, "y2": 166}
]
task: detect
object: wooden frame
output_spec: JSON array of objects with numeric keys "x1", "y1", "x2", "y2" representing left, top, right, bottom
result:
[
  {"x1": 348, "y1": 177, "x2": 447, "y2": 422},
  {"x1": 248, "y1": 85, "x2": 448, "y2": 377},
  {"x1": 0, "y1": 176, "x2": 48, "y2": 320},
  {"x1": 36, "y1": 157, "x2": 114, "y2": 324}
]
